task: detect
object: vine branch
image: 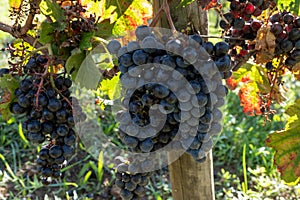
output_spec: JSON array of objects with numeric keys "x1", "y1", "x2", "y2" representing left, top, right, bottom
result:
[{"x1": 0, "y1": 0, "x2": 42, "y2": 48}]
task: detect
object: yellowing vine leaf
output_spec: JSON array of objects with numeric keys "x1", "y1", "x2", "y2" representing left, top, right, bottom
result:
[
  {"x1": 238, "y1": 81, "x2": 262, "y2": 116},
  {"x1": 292, "y1": 63, "x2": 300, "y2": 81},
  {"x1": 95, "y1": 0, "x2": 152, "y2": 38},
  {"x1": 9, "y1": 0, "x2": 22, "y2": 9},
  {"x1": 255, "y1": 26, "x2": 276, "y2": 64},
  {"x1": 100, "y1": 73, "x2": 120, "y2": 100},
  {"x1": 232, "y1": 64, "x2": 271, "y2": 116},
  {"x1": 266, "y1": 98, "x2": 300, "y2": 184}
]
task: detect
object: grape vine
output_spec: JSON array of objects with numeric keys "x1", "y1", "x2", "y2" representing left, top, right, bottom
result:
[{"x1": 0, "y1": 0, "x2": 300, "y2": 199}]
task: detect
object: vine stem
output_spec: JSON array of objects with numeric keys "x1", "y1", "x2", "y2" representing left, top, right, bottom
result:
[
  {"x1": 149, "y1": 0, "x2": 176, "y2": 33},
  {"x1": 267, "y1": 56, "x2": 284, "y2": 109},
  {"x1": 199, "y1": 35, "x2": 248, "y2": 40}
]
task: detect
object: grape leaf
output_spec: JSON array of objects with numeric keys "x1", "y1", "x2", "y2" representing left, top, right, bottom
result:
[
  {"x1": 9, "y1": 0, "x2": 22, "y2": 9},
  {"x1": 40, "y1": 0, "x2": 66, "y2": 28},
  {"x1": 75, "y1": 53, "x2": 102, "y2": 89},
  {"x1": 231, "y1": 64, "x2": 271, "y2": 115},
  {"x1": 95, "y1": 0, "x2": 152, "y2": 38},
  {"x1": 276, "y1": 0, "x2": 300, "y2": 15},
  {"x1": 0, "y1": 74, "x2": 19, "y2": 120},
  {"x1": 80, "y1": 0, "x2": 106, "y2": 17},
  {"x1": 39, "y1": 22, "x2": 55, "y2": 45},
  {"x1": 238, "y1": 82, "x2": 262, "y2": 116},
  {"x1": 79, "y1": 31, "x2": 95, "y2": 51},
  {"x1": 100, "y1": 73, "x2": 120, "y2": 100},
  {"x1": 65, "y1": 51, "x2": 86, "y2": 80},
  {"x1": 266, "y1": 98, "x2": 300, "y2": 184}
]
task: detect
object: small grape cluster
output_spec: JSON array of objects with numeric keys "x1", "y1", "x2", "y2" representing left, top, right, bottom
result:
[
  {"x1": 108, "y1": 25, "x2": 229, "y2": 199},
  {"x1": 115, "y1": 158, "x2": 151, "y2": 200},
  {"x1": 220, "y1": 0, "x2": 300, "y2": 69},
  {"x1": 269, "y1": 12, "x2": 300, "y2": 68},
  {"x1": 9, "y1": 54, "x2": 79, "y2": 183}
]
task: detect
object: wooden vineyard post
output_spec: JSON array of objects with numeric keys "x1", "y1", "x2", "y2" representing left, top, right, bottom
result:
[{"x1": 153, "y1": 0, "x2": 215, "y2": 199}]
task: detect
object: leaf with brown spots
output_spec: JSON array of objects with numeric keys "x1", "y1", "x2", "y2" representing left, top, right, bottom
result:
[
  {"x1": 266, "y1": 98, "x2": 300, "y2": 184},
  {"x1": 255, "y1": 26, "x2": 276, "y2": 64}
]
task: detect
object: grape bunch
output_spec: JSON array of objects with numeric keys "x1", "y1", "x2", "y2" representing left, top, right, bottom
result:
[
  {"x1": 220, "y1": 0, "x2": 300, "y2": 69},
  {"x1": 9, "y1": 54, "x2": 80, "y2": 184},
  {"x1": 114, "y1": 158, "x2": 152, "y2": 200},
  {"x1": 269, "y1": 12, "x2": 300, "y2": 68},
  {"x1": 107, "y1": 25, "x2": 230, "y2": 199}
]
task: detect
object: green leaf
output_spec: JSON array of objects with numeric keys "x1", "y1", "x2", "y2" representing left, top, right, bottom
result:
[
  {"x1": 266, "y1": 98, "x2": 300, "y2": 184},
  {"x1": 75, "y1": 53, "x2": 102, "y2": 89},
  {"x1": 65, "y1": 51, "x2": 86, "y2": 80},
  {"x1": 0, "y1": 74, "x2": 19, "y2": 94},
  {"x1": 39, "y1": 22, "x2": 55, "y2": 45},
  {"x1": 40, "y1": 0, "x2": 66, "y2": 24},
  {"x1": 180, "y1": 0, "x2": 195, "y2": 7},
  {"x1": 95, "y1": 0, "x2": 152, "y2": 38},
  {"x1": 276, "y1": 0, "x2": 300, "y2": 15},
  {"x1": 0, "y1": 75, "x2": 19, "y2": 120},
  {"x1": 79, "y1": 31, "x2": 95, "y2": 51},
  {"x1": 100, "y1": 73, "x2": 120, "y2": 100}
]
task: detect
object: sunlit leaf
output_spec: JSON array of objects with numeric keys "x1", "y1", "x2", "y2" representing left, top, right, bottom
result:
[
  {"x1": 9, "y1": 0, "x2": 22, "y2": 9},
  {"x1": 100, "y1": 72, "x2": 120, "y2": 100},
  {"x1": 40, "y1": 0, "x2": 66, "y2": 25},
  {"x1": 95, "y1": 0, "x2": 152, "y2": 38},
  {"x1": 266, "y1": 98, "x2": 300, "y2": 184}
]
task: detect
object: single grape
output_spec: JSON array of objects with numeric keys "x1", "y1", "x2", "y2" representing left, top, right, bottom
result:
[
  {"x1": 290, "y1": 50, "x2": 300, "y2": 61},
  {"x1": 132, "y1": 50, "x2": 148, "y2": 65},
  {"x1": 47, "y1": 98, "x2": 62, "y2": 112},
  {"x1": 189, "y1": 34, "x2": 203, "y2": 45},
  {"x1": 20, "y1": 79, "x2": 32, "y2": 92},
  {"x1": 233, "y1": 18, "x2": 245, "y2": 30},
  {"x1": 288, "y1": 29, "x2": 300, "y2": 41},
  {"x1": 283, "y1": 13, "x2": 295, "y2": 24},
  {"x1": 0, "y1": 68, "x2": 9, "y2": 77},
  {"x1": 202, "y1": 42, "x2": 214, "y2": 55},
  {"x1": 244, "y1": 2, "x2": 255, "y2": 15},
  {"x1": 107, "y1": 40, "x2": 121, "y2": 54},
  {"x1": 139, "y1": 138, "x2": 154, "y2": 152},
  {"x1": 62, "y1": 145, "x2": 74, "y2": 159},
  {"x1": 271, "y1": 22, "x2": 283, "y2": 35},
  {"x1": 10, "y1": 102, "x2": 26, "y2": 114},
  {"x1": 123, "y1": 135, "x2": 139, "y2": 148},
  {"x1": 49, "y1": 145, "x2": 63, "y2": 159},
  {"x1": 135, "y1": 25, "x2": 152, "y2": 41},
  {"x1": 120, "y1": 189, "x2": 134, "y2": 200},
  {"x1": 41, "y1": 167, "x2": 53, "y2": 177},
  {"x1": 39, "y1": 148, "x2": 50, "y2": 160},
  {"x1": 214, "y1": 42, "x2": 229, "y2": 57},
  {"x1": 56, "y1": 124, "x2": 69, "y2": 137},
  {"x1": 27, "y1": 120, "x2": 42, "y2": 133}
]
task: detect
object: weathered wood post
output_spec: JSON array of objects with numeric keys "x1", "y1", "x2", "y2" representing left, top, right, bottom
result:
[{"x1": 153, "y1": 0, "x2": 215, "y2": 199}]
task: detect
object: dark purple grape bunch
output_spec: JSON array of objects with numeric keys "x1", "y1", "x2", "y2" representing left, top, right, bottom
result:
[
  {"x1": 9, "y1": 55, "x2": 82, "y2": 183},
  {"x1": 268, "y1": 12, "x2": 300, "y2": 68},
  {"x1": 108, "y1": 25, "x2": 227, "y2": 160},
  {"x1": 220, "y1": 1, "x2": 275, "y2": 61},
  {"x1": 114, "y1": 157, "x2": 152, "y2": 200},
  {"x1": 107, "y1": 26, "x2": 227, "y2": 200}
]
